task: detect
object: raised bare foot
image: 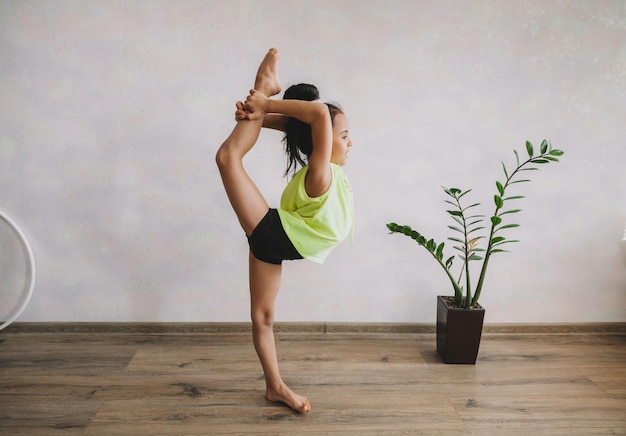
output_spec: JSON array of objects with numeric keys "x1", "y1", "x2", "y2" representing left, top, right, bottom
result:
[
  {"x1": 254, "y1": 48, "x2": 281, "y2": 97},
  {"x1": 266, "y1": 383, "x2": 311, "y2": 413}
]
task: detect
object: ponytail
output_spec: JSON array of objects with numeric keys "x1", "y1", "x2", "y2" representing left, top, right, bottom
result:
[
  {"x1": 282, "y1": 83, "x2": 319, "y2": 177},
  {"x1": 281, "y1": 84, "x2": 344, "y2": 177}
]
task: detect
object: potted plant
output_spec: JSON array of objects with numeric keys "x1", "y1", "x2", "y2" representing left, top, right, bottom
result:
[{"x1": 387, "y1": 140, "x2": 564, "y2": 364}]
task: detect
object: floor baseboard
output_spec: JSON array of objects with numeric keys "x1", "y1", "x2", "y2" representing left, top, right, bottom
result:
[{"x1": 3, "y1": 322, "x2": 625, "y2": 335}]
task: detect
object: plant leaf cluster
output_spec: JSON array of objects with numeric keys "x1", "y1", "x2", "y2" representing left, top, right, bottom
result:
[{"x1": 387, "y1": 140, "x2": 564, "y2": 308}]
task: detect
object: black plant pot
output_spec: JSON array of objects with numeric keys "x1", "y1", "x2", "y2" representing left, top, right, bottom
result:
[{"x1": 436, "y1": 295, "x2": 485, "y2": 364}]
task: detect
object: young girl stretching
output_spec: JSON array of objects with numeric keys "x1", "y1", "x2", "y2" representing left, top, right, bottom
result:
[{"x1": 215, "y1": 48, "x2": 353, "y2": 413}]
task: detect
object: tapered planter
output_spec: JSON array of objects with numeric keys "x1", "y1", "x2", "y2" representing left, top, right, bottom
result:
[{"x1": 436, "y1": 295, "x2": 485, "y2": 364}]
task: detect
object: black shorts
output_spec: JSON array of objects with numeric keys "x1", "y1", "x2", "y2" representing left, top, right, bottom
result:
[{"x1": 247, "y1": 209, "x2": 303, "y2": 265}]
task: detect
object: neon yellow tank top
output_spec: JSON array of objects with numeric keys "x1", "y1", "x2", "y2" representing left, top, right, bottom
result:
[{"x1": 277, "y1": 163, "x2": 354, "y2": 263}]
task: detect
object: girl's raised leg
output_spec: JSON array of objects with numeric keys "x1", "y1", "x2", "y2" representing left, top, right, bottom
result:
[
  {"x1": 249, "y1": 252, "x2": 311, "y2": 413},
  {"x1": 215, "y1": 48, "x2": 281, "y2": 236}
]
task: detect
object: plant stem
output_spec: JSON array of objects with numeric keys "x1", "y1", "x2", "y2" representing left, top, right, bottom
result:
[
  {"x1": 472, "y1": 155, "x2": 535, "y2": 306},
  {"x1": 430, "y1": 250, "x2": 464, "y2": 303},
  {"x1": 454, "y1": 193, "x2": 472, "y2": 308}
]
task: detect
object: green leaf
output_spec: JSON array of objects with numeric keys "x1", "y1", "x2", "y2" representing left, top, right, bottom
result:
[
  {"x1": 491, "y1": 216, "x2": 502, "y2": 226},
  {"x1": 544, "y1": 156, "x2": 560, "y2": 162},
  {"x1": 513, "y1": 149, "x2": 520, "y2": 166},
  {"x1": 493, "y1": 239, "x2": 520, "y2": 246},
  {"x1": 467, "y1": 226, "x2": 485, "y2": 234},
  {"x1": 504, "y1": 195, "x2": 525, "y2": 201},
  {"x1": 494, "y1": 195, "x2": 504, "y2": 208},
  {"x1": 447, "y1": 225, "x2": 464, "y2": 233},
  {"x1": 458, "y1": 189, "x2": 472, "y2": 199},
  {"x1": 426, "y1": 239, "x2": 436, "y2": 251},
  {"x1": 447, "y1": 237, "x2": 465, "y2": 244},
  {"x1": 540, "y1": 139, "x2": 549, "y2": 154},
  {"x1": 447, "y1": 210, "x2": 463, "y2": 217},
  {"x1": 468, "y1": 254, "x2": 483, "y2": 261},
  {"x1": 532, "y1": 158, "x2": 550, "y2": 164},
  {"x1": 445, "y1": 256, "x2": 454, "y2": 269},
  {"x1": 499, "y1": 209, "x2": 522, "y2": 216},
  {"x1": 526, "y1": 140, "x2": 534, "y2": 158},
  {"x1": 510, "y1": 179, "x2": 532, "y2": 185},
  {"x1": 451, "y1": 215, "x2": 463, "y2": 226},
  {"x1": 496, "y1": 181, "x2": 505, "y2": 196},
  {"x1": 463, "y1": 202, "x2": 481, "y2": 211},
  {"x1": 491, "y1": 248, "x2": 509, "y2": 254},
  {"x1": 550, "y1": 149, "x2": 564, "y2": 156},
  {"x1": 495, "y1": 223, "x2": 520, "y2": 232},
  {"x1": 436, "y1": 242, "x2": 445, "y2": 260},
  {"x1": 410, "y1": 230, "x2": 420, "y2": 239},
  {"x1": 491, "y1": 236, "x2": 506, "y2": 244},
  {"x1": 501, "y1": 162, "x2": 509, "y2": 179}
]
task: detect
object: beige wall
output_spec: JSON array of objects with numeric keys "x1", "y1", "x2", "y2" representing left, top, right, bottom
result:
[{"x1": 1, "y1": 0, "x2": 625, "y2": 323}]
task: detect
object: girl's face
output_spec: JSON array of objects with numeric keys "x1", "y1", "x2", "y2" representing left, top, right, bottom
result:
[{"x1": 330, "y1": 113, "x2": 352, "y2": 166}]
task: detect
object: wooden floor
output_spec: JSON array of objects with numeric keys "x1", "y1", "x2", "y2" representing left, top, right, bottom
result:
[{"x1": 1, "y1": 324, "x2": 625, "y2": 435}]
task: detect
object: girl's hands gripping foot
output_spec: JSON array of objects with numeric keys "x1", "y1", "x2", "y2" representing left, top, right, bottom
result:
[{"x1": 243, "y1": 89, "x2": 269, "y2": 120}]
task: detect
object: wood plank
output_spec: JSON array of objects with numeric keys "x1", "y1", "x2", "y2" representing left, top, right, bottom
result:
[
  {"x1": 0, "y1": 348, "x2": 135, "y2": 376},
  {"x1": 87, "y1": 394, "x2": 468, "y2": 434},
  {"x1": 578, "y1": 366, "x2": 626, "y2": 395},
  {"x1": 0, "y1": 394, "x2": 102, "y2": 434},
  {"x1": 449, "y1": 394, "x2": 626, "y2": 431}
]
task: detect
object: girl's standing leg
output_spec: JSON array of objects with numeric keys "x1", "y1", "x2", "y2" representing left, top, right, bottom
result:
[
  {"x1": 216, "y1": 48, "x2": 310, "y2": 413},
  {"x1": 249, "y1": 252, "x2": 311, "y2": 413}
]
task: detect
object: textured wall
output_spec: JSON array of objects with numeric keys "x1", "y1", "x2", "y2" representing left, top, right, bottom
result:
[{"x1": 1, "y1": 0, "x2": 625, "y2": 323}]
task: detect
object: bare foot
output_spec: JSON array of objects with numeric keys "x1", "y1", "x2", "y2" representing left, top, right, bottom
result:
[
  {"x1": 254, "y1": 48, "x2": 281, "y2": 97},
  {"x1": 266, "y1": 383, "x2": 311, "y2": 413}
]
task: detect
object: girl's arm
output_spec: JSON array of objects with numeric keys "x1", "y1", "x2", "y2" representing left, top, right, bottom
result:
[
  {"x1": 236, "y1": 101, "x2": 287, "y2": 132},
  {"x1": 245, "y1": 90, "x2": 332, "y2": 197},
  {"x1": 263, "y1": 114, "x2": 288, "y2": 132}
]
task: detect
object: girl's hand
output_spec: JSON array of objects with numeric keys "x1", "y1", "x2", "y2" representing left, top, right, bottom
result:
[
  {"x1": 243, "y1": 89, "x2": 269, "y2": 120},
  {"x1": 234, "y1": 101, "x2": 248, "y2": 121}
]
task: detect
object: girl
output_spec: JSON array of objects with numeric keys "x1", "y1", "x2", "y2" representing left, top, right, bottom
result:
[{"x1": 215, "y1": 48, "x2": 353, "y2": 413}]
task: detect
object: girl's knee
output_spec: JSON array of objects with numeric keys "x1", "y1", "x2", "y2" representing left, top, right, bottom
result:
[
  {"x1": 251, "y1": 309, "x2": 274, "y2": 328},
  {"x1": 216, "y1": 137, "x2": 245, "y2": 169},
  {"x1": 215, "y1": 142, "x2": 232, "y2": 170}
]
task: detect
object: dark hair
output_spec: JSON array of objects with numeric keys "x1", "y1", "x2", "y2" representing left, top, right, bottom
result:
[{"x1": 282, "y1": 83, "x2": 344, "y2": 177}]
